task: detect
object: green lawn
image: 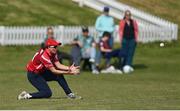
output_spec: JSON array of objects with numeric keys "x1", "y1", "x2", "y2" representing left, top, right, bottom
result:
[
  {"x1": 0, "y1": 0, "x2": 99, "y2": 26},
  {"x1": 0, "y1": 42, "x2": 180, "y2": 109},
  {"x1": 0, "y1": 0, "x2": 180, "y2": 109}
]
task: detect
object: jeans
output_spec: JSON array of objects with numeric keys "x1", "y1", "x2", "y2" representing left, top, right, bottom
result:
[
  {"x1": 81, "y1": 47, "x2": 97, "y2": 71},
  {"x1": 27, "y1": 70, "x2": 72, "y2": 99},
  {"x1": 71, "y1": 45, "x2": 81, "y2": 66},
  {"x1": 82, "y1": 47, "x2": 96, "y2": 60},
  {"x1": 90, "y1": 47, "x2": 96, "y2": 60},
  {"x1": 90, "y1": 47, "x2": 97, "y2": 71},
  {"x1": 121, "y1": 38, "x2": 137, "y2": 66},
  {"x1": 108, "y1": 34, "x2": 114, "y2": 49},
  {"x1": 95, "y1": 49, "x2": 102, "y2": 66},
  {"x1": 71, "y1": 45, "x2": 97, "y2": 71}
]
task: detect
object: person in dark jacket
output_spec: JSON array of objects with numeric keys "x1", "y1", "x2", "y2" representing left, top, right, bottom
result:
[{"x1": 119, "y1": 10, "x2": 138, "y2": 70}]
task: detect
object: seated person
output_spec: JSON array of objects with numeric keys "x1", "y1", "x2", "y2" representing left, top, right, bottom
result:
[
  {"x1": 99, "y1": 32, "x2": 126, "y2": 73},
  {"x1": 70, "y1": 27, "x2": 99, "y2": 74},
  {"x1": 41, "y1": 27, "x2": 73, "y2": 65}
]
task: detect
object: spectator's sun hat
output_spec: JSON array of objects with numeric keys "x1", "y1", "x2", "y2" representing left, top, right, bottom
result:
[{"x1": 103, "y1": 6, "x2": 110, "y2": 12}]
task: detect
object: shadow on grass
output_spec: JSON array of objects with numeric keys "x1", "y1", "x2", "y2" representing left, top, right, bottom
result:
[
  {"x1": 50, "y1": 96, "x2": 83, "y2": 100},
  {"x1": 112, "y1": 59, "x2": 148, "y2": 70},
  {"x1": 50, "y1": 97, "x2": 67, "y2": 100},
  {"x1": 133, "y1": 64, "x2": 148, "y2": 70}
]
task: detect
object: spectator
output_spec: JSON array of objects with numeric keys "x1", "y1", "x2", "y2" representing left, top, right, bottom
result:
[
  {"x1": 71, "y1": 27, "x2": 99, "y2": 74},
  {"x1": 119, "y1": 10, "x2": 138, "y2": 69},
  {"x1": 99, "y1": 32, "x2": 125, "y2": 74},
  {"x1": 41, "y1": 27, "x2": 73, "y2": 65},
  {"x1": 18, "y1": 38, "x2": 81, "y2": 100},
  {"x1": 95, "y1": 6, "x2": 115, "y2": 48},
  {"x1": 70, "y1": 38, "x2": 81, "y2": 66}
]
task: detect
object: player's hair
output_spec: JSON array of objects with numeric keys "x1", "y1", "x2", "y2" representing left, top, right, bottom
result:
[
  {"x1": 82, "y1": 26, "x2": 89, "y2": 32},
  {"x1": 102, "y1": 31, "x2": 111, "y2": 38}
]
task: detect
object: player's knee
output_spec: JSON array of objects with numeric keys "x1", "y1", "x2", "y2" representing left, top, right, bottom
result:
[{"x1": 42, "y1": 90, "x2": 52, "y2": 98}]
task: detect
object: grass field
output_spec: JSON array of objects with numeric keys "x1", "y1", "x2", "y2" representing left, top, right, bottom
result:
[
  {"x1": 0, "y1": 42, "x2": 180, "y2": 110},
  {"x1": 0, "y1": 0, "x2": 180, "y2": 109},
  {"x1": 0, "y1": 0, "x2": 99, "y2": 26}
]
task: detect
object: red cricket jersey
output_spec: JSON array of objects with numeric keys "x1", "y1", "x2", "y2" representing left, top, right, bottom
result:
[{"x1": 26, "y1": 48, "x2": 59, "y2": 74}]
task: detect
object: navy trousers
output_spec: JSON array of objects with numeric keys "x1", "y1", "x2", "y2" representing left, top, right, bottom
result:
[
  {"x1": 104, "y1": 49, "x2": 126, "y2": 67},
  {"x1": 27, "y1": 70, "x2": 72, "y2": 98}
]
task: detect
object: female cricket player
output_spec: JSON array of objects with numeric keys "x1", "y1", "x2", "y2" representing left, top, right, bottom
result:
[{"x1": 18, "y1": 38, "x2": 81, "y2": 100}]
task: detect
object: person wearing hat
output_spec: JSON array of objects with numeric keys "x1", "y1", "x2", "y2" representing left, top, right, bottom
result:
[
  {"x1": 71, "y1": 26, "x2": 99, "y2": 74},
  {"x1": 95, "y1": 6, "x2": 115, "y2": 48},
  {"x1": 95, "y1": 6, "x2": 115, "y2": 71},
  {"x1": 18, "y1": 38, "x2": 81, "y2": 100}
]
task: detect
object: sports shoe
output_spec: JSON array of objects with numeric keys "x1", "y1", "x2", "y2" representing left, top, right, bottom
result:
[
  {"x1": 89, "y1": 58, "x2": 95, "y2": 63},
  {"x1": 92, "y1": 69, "x2": 99, "y2": 74},
  {"x1": 67, "y1": 93, "x2": 82, "y2": 99},
  {"x1": 18, "y1": 91, "x2": 32, "y2": 100},
  {"x1": 101, "y1": 66, "x2": 116, "y2": 74},
  {"x1": 100, "y1": 69, "x2": 109, "y2": 73},
  {"x1": 114, "y1": 69, "x2": 123, "y2": 74},
  {"x1": 107, "y1": 66, "x2": 115, "y2": 71}
]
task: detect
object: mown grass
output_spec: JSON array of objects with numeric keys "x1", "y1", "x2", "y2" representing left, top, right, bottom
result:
[
  {"x1": 0, "y1": 0, "x2": 180, "y2": 109},
  {"x1": 0, "y1": 42, "x2": 180, "y2": 109},
  {"x1": 1, "y1": 0, "x2": 179, "y2": 27},
  {"x1": 0, "y1": 0, "x2": 99, "y2": 26}
]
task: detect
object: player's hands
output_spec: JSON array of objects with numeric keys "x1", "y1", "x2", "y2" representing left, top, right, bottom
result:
[
  {"x1": 70, "y1": 63, "x2": 80, "y2": 70},
  {"x1": 69, "y1": 63, "x2": 80, "y2": 75},
  {"x1": 70, "y1": 68, "x2": 80, "y2": 75},
  {"x1": 107, "y1": 49, "x2": 112, "y2": 52}
]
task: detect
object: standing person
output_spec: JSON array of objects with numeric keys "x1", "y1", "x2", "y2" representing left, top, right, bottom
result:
[
  {"x1": 18, "y1": 38, "x2": 81, "y2": 100},
  {"x1": 71, "y1": 27, "x2": 99, "y2": 74},
  {"x1": 95, "y1": 6, "x2": 115, "y2": 71},
  {"x1": 41, "y1": 26, "x2": 73, "y2": 65},
  {"x1": 95, "y1": 6, "x2": 115, "y2": 48},
  {"x1": 119, "y1": 10, "x2": 138, "y2": 70}
]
